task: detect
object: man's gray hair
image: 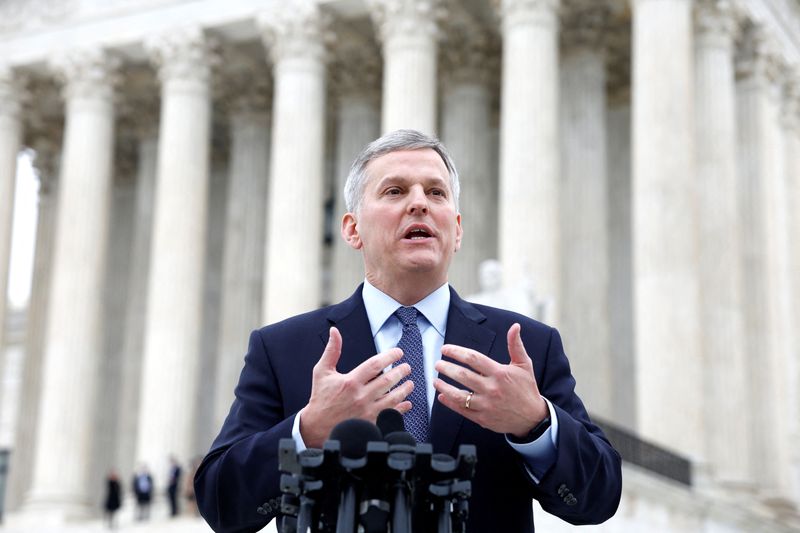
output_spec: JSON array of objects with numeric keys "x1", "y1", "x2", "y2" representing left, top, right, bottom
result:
[{"x1": 343, "y1": 129, "x2": 460, "y2": 213}]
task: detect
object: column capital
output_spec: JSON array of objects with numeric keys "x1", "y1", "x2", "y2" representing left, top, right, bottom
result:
[
  {"x1": 560, "y1": 2, "x2": 610, "y2": 53},
  {"x1": 146, "y1": 27, "x2": 217, "y2": 85},
  {"x1": 735, "y1": 22, "x2": 782, "y2": 88},
  {"x1": 367, "y1": 0, "x2": 443, "y2": 43},
  {"x1": 49, "y1": 49, "x2": 119, "y2": 103},
  {"x1": 0, "y1": 66, "x2": 27, "y2": 119},
  {"x1": 215, "y1": 47, "x2": 273, "y2": 116},
  {"x1": 493, "y1": 0, "x2": 560, "y2": 30},
  {"x1": 439, "y1": 9, "x2": 499, "y2": 88},
  {"x1": 257, "y1": 0, "x2": 332, "y2": 64},
  {"x1": 695, "y1": 0, "x2": 739, "y2": 48},
  {"x1": 329, "y1": 29, "x2": 381, "y2": 103}
]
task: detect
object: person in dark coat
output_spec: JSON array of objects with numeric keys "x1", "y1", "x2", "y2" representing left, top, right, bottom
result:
[
  {"x1": 167, "y1": 455, "x2": 182, "y2": 517},
  {"x1": 103, "y1": 469, "x2": 122, "y2": 529},
  {"x1": 132, "y1": 464, "x2": 153, "y2": 521}
]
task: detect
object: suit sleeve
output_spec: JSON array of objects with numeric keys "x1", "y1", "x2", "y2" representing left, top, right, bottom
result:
[
  {"x1": 193, "y1": 329, "x2": 292, "y2": 533},
  {"x1": 527, "y1": 326, "x2": 623, "y2": 525}
]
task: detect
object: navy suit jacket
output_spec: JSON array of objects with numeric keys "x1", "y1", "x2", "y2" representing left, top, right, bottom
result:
[{"x1": 195, "y1": 286, "x2": 622, "y2": 532}]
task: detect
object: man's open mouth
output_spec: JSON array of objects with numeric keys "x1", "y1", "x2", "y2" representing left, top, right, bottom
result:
[{"x1": 404, "y1": 228, "x2": 432, "y2": 240}]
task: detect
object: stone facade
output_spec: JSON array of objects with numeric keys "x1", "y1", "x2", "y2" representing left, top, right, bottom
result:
[{"x1": 0, "y1": 0, "x2": 799, "y2": 530}]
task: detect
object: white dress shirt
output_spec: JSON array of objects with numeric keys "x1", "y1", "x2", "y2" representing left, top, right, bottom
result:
[{"x1": 292, "y1": 281, "x2": 558, "y2": 481}]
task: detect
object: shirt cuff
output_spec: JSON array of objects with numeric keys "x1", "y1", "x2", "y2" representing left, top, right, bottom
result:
[
  {"x1": 291, "y1": 408, "x2": 308, "y2": 453},
  {"x1": 505, "y1": 398, "x2": 559, "y2": 483}
]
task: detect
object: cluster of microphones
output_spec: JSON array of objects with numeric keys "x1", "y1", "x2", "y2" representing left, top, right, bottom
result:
[{"x1": 277, "y1": 408, "x2": 477, "y2": 533}]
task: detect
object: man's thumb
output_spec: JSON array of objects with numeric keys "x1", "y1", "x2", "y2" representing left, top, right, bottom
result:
[{"x1": 319, "y1": 326, "x2": 343, "y2": 369}]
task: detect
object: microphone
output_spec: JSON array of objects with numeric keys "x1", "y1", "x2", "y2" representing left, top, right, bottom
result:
[
  {"x1": 377, "y1": 408, "x2": 416, "y2": 448},
  {"x1": 329, "y1": 419, "x2": 381, "y2": 533},
  {"x1": 295, "y1": 449, "x2": 323, "y2": 533},
  {"x1": 376, "y1": 408, "x2": 405, "y2": 437},
  {"x1": 329, "y1": 418, "x2": 382, "y2": 458},
  {"x1": 377, "y1": 409, "x2": 414, "y2": 533}
]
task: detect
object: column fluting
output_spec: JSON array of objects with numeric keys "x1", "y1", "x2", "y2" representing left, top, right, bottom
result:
[
  {"x1": 496, "y1": 0, "x2": 561, "y2": 318},
  {"x1": 632, "y1": 0, "x2": 703, "y2": 458},
  {"x1": 136, "y1": 27, "x2": 213, "y2": 482},
  {"x1": 329, "y1": 33, "x2": 381, "y2": 303},
  {"x1": 24, "y1": 49, "x2": 117, "y2": 520},
  {"x1": 693, "y1": 0, "x2": 749, "y2": 486},
  {"x1": 369, "y1": 0, "x2": 440, "y2": 134},
  {"x1": 558, "y1": 4, "x2": 612, "y2": 419},
  {"x1": 214, "y1": 80, "x2": 271, "y2": 429},
  {"x1": 440, "y1": 11, "x2": 496, "y2": 295},
  {"x1": 735, "y1": 23, "x2": 792, "y2": 498},
  {"x1": 259, "y1": 1, "x2": 328, "y2": 323}
]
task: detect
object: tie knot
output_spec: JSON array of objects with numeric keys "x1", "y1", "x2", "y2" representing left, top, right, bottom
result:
[{"x1": 394, "y1": 306, "x2": 418, "y2": 327}]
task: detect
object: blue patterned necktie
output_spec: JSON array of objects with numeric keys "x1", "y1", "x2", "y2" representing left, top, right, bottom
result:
[{"x1": 394, "y1": 306, "x2": 430, "y2": 443}]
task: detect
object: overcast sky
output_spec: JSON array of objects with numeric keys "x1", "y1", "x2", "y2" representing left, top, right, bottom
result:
[{"x1": 8, "y1": 151, "x2": 38, "y2": 310}]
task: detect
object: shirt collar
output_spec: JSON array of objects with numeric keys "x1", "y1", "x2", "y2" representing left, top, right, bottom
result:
[{"x1": 362, "y1": 280, "x2": 450, "y2": 338}]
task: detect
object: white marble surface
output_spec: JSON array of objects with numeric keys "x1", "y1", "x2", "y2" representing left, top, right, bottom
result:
[{"x1": 631, "y1": 0, "x2": 703, "y2": 459}]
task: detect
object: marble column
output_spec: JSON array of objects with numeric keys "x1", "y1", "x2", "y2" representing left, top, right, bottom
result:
[
  {"x1": 783, "y1": 76, "x2": 800, "y2": 504},
  {"x1": 24, "y1": 49, "x2": 117, "y2": 521},
  {"x1": 440, "y1": 13, "x2": 496, "y2": 296},
  {"x1": 632, "y1": 0, "x2": 703, "y2": 458},
  {"x1": 5, "y1": 140, "x2": 60, "y2": 512},
  {"x1": 605, "y1": 29, "x2": 636, "y2": 431},
  {"x1": 115, "y1": 115, "x2": 158, "y2": 481},
  {"x1": 558, "y1": 4, "x2": 612, "y2": 419},
  {"x1": 330, "y1": 33, "x2": 380, "y2": 303},
  {"x1": 136, "y1": 28, "x2": 213, "y2": 481},
  {"x1": 368, "y1": 0, "x2": 440, "y2": 134},
  {"x1": 259, "y1": 2, "x2": 328, "y2": 323},
  {"x1": 496, "y1": 0, "x2": 561, "y2": 318},
  {"x1": 693, "y1": 0, "x2": 749, "y2": 486},
  {"x1": 606, "y1": 97, "x2": 635, "y2": 431},
  {"x1": 735, "y1": 24, "x2": 792, "y2": 498},
  {"x1": 214, "y1": 82, "x2": 271, "y2": 430},
  {"x1": 0, "y1": 68, "x2": 23, "y2": 359}
]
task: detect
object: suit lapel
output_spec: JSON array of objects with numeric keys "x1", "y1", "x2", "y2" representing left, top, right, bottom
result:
[
  {"x1": 319, "y1": 284, "x2": 378, "y2": 373},
  {"x1": 430, "y1": 288, "x2": 496, "y2": 455}
]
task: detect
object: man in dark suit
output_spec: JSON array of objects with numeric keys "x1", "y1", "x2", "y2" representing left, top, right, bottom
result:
[{"x1": 195, "y1": 129, "x2": 622, "y2": 532}]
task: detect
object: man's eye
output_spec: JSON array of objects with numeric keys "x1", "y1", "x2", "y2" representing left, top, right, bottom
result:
[
  {"x1": 431, "y1": 189, "x2": 445, "y2": 197},
  {"x1": 386, "y1": 187, "x2": 401, "y2": 195}
]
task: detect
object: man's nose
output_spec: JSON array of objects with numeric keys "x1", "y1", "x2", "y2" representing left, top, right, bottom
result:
[{"x1": 407, "y1": 186, "x2": 428, "y2": 214}]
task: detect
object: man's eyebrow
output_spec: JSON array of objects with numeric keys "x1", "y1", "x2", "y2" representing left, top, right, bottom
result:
[{"x1": 374, "y1": 175, "x2": 449, "y2": 188}]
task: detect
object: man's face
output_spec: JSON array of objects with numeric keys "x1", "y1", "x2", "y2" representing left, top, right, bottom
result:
[{"x1": 342, "y1": 148, "x2": 462, "y2": 289}]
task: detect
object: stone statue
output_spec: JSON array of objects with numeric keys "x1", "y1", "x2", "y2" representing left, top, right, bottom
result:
[{"x1": 465, "y1": 259, "x2": 553, "y2": 323}]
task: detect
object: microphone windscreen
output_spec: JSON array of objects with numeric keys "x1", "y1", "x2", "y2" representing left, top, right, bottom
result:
[
  {"x1": 376, "y1": 408, "x2": 406, "y2": 438},
  {"x1": 329, "y1": 418, "x2": 382, "y2": 459},
  {"x1": 384, "y1": 431, "x2": 416, "y2": 447}
]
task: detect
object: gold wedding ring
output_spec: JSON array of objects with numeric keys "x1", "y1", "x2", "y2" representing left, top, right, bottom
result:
[{"x1": 465, "y1": 391, "x2": 474, "y2": 410}]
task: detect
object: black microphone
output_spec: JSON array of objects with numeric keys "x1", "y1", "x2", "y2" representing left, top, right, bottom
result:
[
  {"x1": 377, "y1": 409, "x2": 415, "y2": 533},
  {"x1": 376, "y1": 408, "x2": 406, "y2": 438},
  {"x1": 329, "y1": 419, "x2": 382, "y2": 533},
  {"x1": 295, "y1": 449, "x2": 323, "y2": 533},
  {"x1": 330, "y1": 418, "x2": 382, "y2": 459}
]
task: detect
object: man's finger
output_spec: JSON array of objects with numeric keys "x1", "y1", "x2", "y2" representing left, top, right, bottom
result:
[
  {"x1": 507, "y1": 323, "x2": 531, "y2": 367},
  {"x1": 351, "y1": 348, "x2": 403, "y2": 382},
  {"x1": 393, "y1": 400, "x2": 413, "y2": 414},
  {"x1": 435, "y1": 359, "x2": 484, "y2": 393},
  {"x1": 440, "y1": 344, "x2": 498, "y2": 376},
  {"x1": 367, "y1": 363, "x2": 411, "y2": 399},
  {"x1": 433, "y1": 377, "x2": 470, "y2": 407},
  {"x1": 317, "y1": 327, "x2": 343, "y2": 370}
]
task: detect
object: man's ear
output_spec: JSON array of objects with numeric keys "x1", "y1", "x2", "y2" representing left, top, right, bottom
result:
[
  {"x1": 454, "y1": 213, "x2": 463, "y2": 252},
  {"x1": 341, "y1": 212, "x2": 363, "y2": 250}
]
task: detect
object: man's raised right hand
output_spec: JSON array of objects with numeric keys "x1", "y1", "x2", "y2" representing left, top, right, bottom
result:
[{"x1": 298, "y1": 326, "x2": 414, "y2": 448}]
